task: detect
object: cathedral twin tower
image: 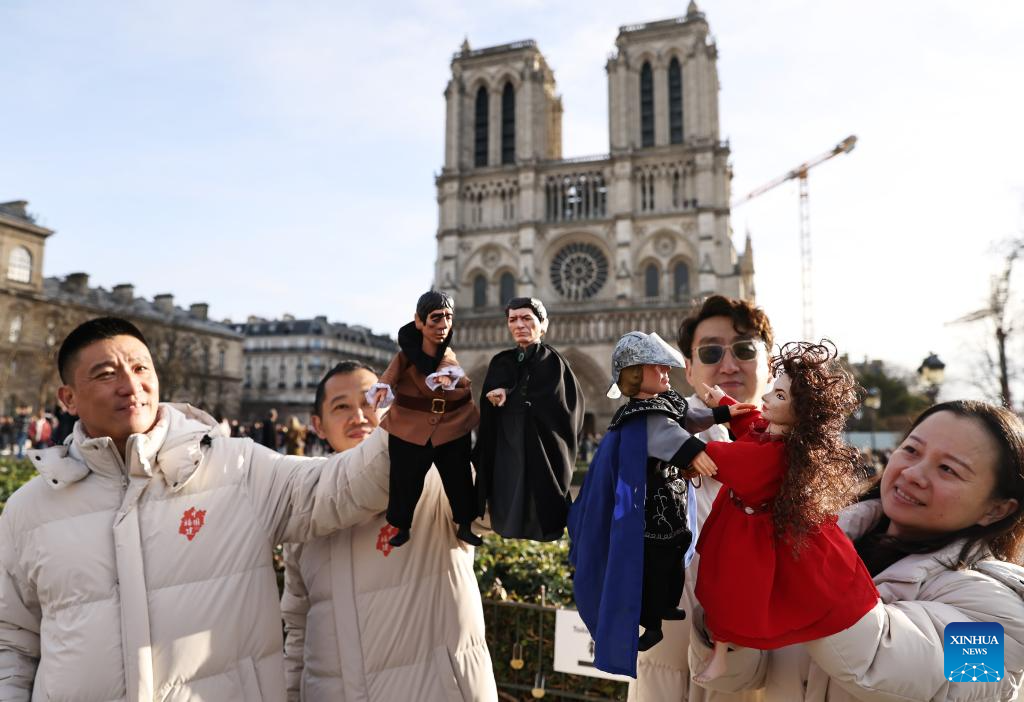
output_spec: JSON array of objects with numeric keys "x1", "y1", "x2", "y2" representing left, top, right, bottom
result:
[{"x1": 434, "y1": 5, "x2": 755, "y2": 423}]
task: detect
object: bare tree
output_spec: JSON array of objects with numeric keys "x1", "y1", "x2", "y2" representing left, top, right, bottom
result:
[{"x1": 950, "y1": 237, "x2": 1023, "y2": 410}]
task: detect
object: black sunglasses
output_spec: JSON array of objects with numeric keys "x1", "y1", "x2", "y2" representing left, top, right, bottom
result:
[{"x1": 695, "y1": 339, "x2": 762, "y2": 365}]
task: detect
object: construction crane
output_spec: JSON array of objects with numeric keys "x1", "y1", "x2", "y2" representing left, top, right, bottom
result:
[{"x1": 731, "y1": 135, "x2": 858, "y2": 341}]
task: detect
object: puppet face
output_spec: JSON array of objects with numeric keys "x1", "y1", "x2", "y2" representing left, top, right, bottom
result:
[
  {"x1": 507, "y1": 307, "x2": 547, "y2": 347},
  {"x1": 684, "y1": 315, "x2": 770, "y2": 405},
  {"x1": 312, "y1": 367, "x2": 382, "y2": 453},
  {"x1": 415, "y1": 307, "x2": 454, "y2": 346},
  {"x1": 760, "y1": 373, "x2": 795, "y2": 428},
  {"x1": 881, "y1": 410, "x2": 1016, "y2": 541},
  {"x1": 638, "y1": 364, "x2": 672, "y2": 396}
]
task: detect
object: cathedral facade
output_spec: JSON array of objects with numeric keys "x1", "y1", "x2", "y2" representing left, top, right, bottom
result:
[{"x1": 434, "y1": 5, "x2": 755, "y2": 427}]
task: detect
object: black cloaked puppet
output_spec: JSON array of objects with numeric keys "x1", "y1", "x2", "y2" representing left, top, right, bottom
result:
[{"x1": 474, "y1": 297, "x2": 585, "y2": 541}]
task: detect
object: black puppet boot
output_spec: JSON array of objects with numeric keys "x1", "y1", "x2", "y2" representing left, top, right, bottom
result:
[
  {"x1": 637, "y1": 627, "x2": 664, "y2": 651},
  {"x1": 456, "y1": 523, "x2": 483, "y2": 546},
  {"x1": 388, "y1": 528, "x2": 411, "y2": 547}
]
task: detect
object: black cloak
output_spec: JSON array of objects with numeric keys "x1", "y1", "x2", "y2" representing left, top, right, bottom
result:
[{"x1": 474, "y1": 341, "x2": 585, "y2": 539}]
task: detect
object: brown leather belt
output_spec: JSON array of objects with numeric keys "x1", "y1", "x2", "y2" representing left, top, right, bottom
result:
[
  {"x1": 728, "y1": 489, "x2": 771, "y2": 515},
  {"x1": 394, "y1": 392, "x2": 470, "y2": 414}
]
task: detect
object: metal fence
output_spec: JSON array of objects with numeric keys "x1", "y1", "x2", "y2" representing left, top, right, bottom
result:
[{"x1": 483, "y1": 592, "x2": 627, "y2": 702}]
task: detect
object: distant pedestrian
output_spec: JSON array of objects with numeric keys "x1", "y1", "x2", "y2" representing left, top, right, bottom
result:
[{"x1": 260, "y1": 408, "x2": 279, "y2": 450}]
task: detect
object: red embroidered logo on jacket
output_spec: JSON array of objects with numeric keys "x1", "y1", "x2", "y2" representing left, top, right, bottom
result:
[
  {"x1": 376, "y1": 524, "x2": 399, "y2": 557},
  {"x1": 179, "y1": 507, "x2": 207, "y2": 541}
]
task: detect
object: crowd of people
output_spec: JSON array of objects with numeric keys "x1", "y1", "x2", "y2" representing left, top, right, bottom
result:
[{"x1": 0, "y1": 293, "x2": 1021, "y2": 701}]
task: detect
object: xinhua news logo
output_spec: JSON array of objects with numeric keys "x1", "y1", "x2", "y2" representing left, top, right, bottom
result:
[{"x1": 944, "y1": 622, "x2": 1004, "y2": 682}]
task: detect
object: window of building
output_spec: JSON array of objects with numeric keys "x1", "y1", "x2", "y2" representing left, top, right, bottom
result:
[
  {"x1": 474, "y1": 86, "x2": 489, "y2": 167},
  {"x1": 644, "y1": 264, "x2": 660, "y2": 297},
  {"x1": 669, "y1": 57, "x2": 683, "y2": 144},
  {"x1": 640, "y1": 62, "x2": 654, "y2": 148},
  {"x1": 499, "y1": 272, "x2": 516, "y2": 306},
  {"x1": 674, "y1": 262, "x2": 691, "y2": 300},
  {"x1": 501, "y1": 82, "x2": 515, "y2": 165},
  {"x1": 7, "y1": 247, "x2": 31, "y2": 283},
  {"x1": 672, "y1": 170, "x2": 681, "y2": 208},
  {"x1": 473, "y1": 274, "x2": 487, "y2": 309},
  {"x1": 8, "y1": 315, "x2": 22, "y2": 343}
]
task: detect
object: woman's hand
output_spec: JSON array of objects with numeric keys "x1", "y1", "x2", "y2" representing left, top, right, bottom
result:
[
  {"x1": 689, "y1": 451, "x2": 718, "y2": 477},
  {"x1": 701, "y1": 383, "x2": 728, "y2": 406},
  {"x1": 437, "y1": 375, "x2": 454, "y2": 390},
  {"x1": 370, "y1": 387, "x2": 387, "y2": 411},
  {"x1": 486, "y1": 388, "x2": 508, "y2": 407}
]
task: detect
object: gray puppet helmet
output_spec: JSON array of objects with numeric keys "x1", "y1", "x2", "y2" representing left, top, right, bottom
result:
[{"x1": 606, "y1": 331, "x2": 686, "y2": 399}]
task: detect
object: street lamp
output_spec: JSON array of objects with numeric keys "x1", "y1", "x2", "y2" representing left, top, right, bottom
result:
[
  {"x1": 864, "y1": 387, "x2": 881, "y2": 452},
  {"x1": 917, "y1": 352, "x2": 946, "y2": 404}
]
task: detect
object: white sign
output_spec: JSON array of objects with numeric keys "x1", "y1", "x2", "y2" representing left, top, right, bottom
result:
[{"x1": 553, "y1": 609, "x2": 632, "y2": 682}]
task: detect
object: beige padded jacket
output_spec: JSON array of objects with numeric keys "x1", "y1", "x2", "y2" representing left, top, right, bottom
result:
[
  {"x1": 688, "y1": 500, "x2": 1024, "y2": 701},
  {"x1": 280, "y1": 469, "x2": 497, "y2": 701},
  {"x1": 0, "y1": 403, "x2": 390, "y2": 701}
]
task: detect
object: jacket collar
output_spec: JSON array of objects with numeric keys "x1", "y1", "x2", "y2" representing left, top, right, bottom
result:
[
  {"x1": 839, "y1": 499, "x2": 988, "y2": 587},
  {"x1": 29, "y1": 403, "x2": 222, "y2": 491}
]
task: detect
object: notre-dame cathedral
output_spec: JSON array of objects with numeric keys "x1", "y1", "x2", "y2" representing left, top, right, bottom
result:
[{"x1": 434, "y1": 3, "x2": 755, "y2": 428}]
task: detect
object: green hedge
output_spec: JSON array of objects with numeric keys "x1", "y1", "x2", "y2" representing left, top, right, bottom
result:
[{"x1": 0, "y1": 458, "x2": 37, "y2": 512}]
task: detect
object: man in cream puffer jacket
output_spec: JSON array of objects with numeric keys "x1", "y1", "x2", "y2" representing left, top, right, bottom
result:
[
  {"x1": 280, "y1": 361, "x2": 496, "y2": 701},
  {"x1": 0, "y1": 317, "x2": 391, "y2": 701}
]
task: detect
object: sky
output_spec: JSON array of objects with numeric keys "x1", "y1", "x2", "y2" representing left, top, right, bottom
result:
[{"x1": 2, "y1": 0, "x2": 1022, "y2": 404}]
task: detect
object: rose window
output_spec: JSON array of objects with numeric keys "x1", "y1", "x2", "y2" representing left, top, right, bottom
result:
[{"x1": 549, "y1": 242, "x2": 608, "y2": 300}]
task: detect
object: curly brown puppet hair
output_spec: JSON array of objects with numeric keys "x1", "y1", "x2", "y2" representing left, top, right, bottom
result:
[{"x1": 771, "y1": 340, "x2": 862, "y2": 551}]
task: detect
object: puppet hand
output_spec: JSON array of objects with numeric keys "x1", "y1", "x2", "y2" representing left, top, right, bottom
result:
[
  {"x1": 728, "y1": 403, "x2": 758, "y2": 417},
  {"x1": 689, "y1": 451, "x2": 718, "y2": 477},
  {"x1": 486, "y1": 388, "x2": 508, "y2": 407},
  {"x1": 371, "y1": 388, "x2": 387, "y2": 410},
  {"x1": 701, "y1": 383, "x2": 727, "y2": 406},
  {"x1": 437, "y1": 375, "x2": 454, "y2": 389}
]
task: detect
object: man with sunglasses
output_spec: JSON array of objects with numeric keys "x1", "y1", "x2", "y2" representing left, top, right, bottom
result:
[{"x1": 629, "y1": 295, "x2": 773, "y2": 702}]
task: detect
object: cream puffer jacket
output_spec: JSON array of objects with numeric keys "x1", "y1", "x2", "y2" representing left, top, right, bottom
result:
[
  {"x1": 688, "y1": 500, "x2": 1024, "y2": 701},
  {"x1": 0, "y1": 403, "x2": 390, "y2": 702},
  {"x1": 280, "y1": 469, "x2": 497, "y2": 701}
]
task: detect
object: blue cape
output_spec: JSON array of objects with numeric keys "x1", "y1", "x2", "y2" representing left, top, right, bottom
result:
[{"x1": 567, "y1": 416, "x2": 646, "y2": 677}]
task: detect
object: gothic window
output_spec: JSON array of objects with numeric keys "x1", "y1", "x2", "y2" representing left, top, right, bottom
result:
[
  {"x1": 639, "y1": 171, "x2": 655, "y2": 212},
  {"x1": 544, "y1": 172, "x2": 606, "y2": 222},
  {"x1": 669, "y1": 57, "x2": 683, "y2": 144},
  {"x1": 672, "y1": 171, "x2": 681, "y2": 208},
  {"x1": 473, "y1": 274, "x2": 487, "y2": 308},
  {"x1": 8, "y1": 314, "x2": 22, "y2": 343},
  {"x1": 674, "y1": 262, "x2": 691, "y2": 300},
  {"x1": 7, "y1": 247, "x2": 31, "y2": 283},
  {"x1": 474, "y1": 86, "x2": 488, "y2": 167},
  {"x1": 640, "y1": 62, "x2": 654, "y2": 148},
  {"x1": 644, "y1": 264, "x2": 660, "y2": 298},
  {"x1": 499, "y1": 272, "x2": 516, "y2": 305},
  {"x1": 549, "y1": 242, "x2": 609, "y2": 300},
  {"x1": 501, "y1": 82, "x2": 515, "y2": 165}
]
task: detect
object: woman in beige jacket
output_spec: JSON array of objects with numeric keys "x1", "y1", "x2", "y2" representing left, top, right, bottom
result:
[
  {"x1": 281, "y1": 361, "x2": 497, "y2": 701},
  {"x1": 690, "y1": 400, "x2": 1024, "y2": 701}
]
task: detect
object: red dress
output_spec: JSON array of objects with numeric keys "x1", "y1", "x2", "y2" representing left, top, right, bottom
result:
[{"x1": 695, "y1": 404, "x2": 879, "y2": 650}]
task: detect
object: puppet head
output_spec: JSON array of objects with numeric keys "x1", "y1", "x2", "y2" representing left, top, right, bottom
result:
[
  {"x1": 607, "y1": 331, "x2": 685, "y2": 399},
  {"x1": 505, "y1": 297, "x2": 549, "y2": 347},
  {"x1": 768, "y1": 340, "x2": 862, "y2": 549},
  {"x1": 414, "y1": 290, "x2": 455, "y2": 347}
]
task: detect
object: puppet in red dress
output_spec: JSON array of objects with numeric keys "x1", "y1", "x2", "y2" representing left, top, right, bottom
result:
[{"x1": 693, "y1": 341, "x2": 879, "y2": 683}]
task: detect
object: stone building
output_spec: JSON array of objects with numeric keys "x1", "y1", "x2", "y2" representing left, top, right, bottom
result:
[
  {"x1": 434, "y1": 4, "x2": 755, "y2": 428},
  {"x1": 0, "y1": 200, "x2": 244, "y2": 417},
  {"x1": 231, "y1": 316, "x2": 396, "y2": 423}
]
